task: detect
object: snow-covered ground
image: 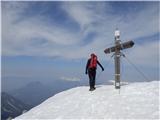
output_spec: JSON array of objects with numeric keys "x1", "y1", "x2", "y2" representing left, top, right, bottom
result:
[{"x1": 15, "y1": 81, "x2": 159, "y2": 119}]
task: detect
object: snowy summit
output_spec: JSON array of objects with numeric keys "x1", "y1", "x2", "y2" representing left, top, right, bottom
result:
[{"x1": 15, "y1": 81, "x2": 159, "y2": 119}]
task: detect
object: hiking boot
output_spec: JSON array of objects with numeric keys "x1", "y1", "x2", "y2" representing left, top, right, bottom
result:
[
  {"x1": 89, "y1": 88, "x2": 93, "y2": 91},
  {"x1": 89, "y1": 87, "x2": 95, "y2": 91},
  {"x1": 93, "y1": 87, "x2": 96, "y2": 90}
]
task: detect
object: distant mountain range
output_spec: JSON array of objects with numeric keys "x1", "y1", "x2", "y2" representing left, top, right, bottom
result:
[
  {"x1": 9, "y1": 81, "x2": 54, "y2": 107},
  {"x1": 8, "y1": 80, "x2": 80, "y2": 107},
  {"x1": 1, "y1": 92, "x2": 31, "y2": 120},
  {"x1": 1, "y1": 80, "x2": 81, "y2": 119}
]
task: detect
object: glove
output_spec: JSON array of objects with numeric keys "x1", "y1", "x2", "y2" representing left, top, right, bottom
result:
[
  {"x1": 85, "y1": 71, "x2": 88, "y2": 75},
  {"x1": 102, "y1": 68, "x2": 104, "y2": 71}
]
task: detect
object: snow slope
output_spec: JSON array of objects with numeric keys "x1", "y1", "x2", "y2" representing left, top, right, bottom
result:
[{"x1": 15, "y1": 81, "x2": 159, "y2": 119}]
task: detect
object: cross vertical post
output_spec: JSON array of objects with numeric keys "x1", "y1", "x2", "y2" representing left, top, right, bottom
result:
[
  {"x1": 104, "y1": 29, "x2": 134, "y2": 89},
  {"x1": 114, "y1": 29, "x2": 121, "y2": 89}
]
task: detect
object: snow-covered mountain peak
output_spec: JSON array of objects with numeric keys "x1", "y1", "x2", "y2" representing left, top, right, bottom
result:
[{"x1": 15, "y1": 81, "x2": 159, "y2": 119}]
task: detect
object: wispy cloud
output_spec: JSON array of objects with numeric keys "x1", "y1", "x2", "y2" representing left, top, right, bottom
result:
[
  {"x1": 60, "y1": 76, "x2": 80, "y2": 81},
  {"x1": 2, "y1": 1, "x2": 159, "y2": 64},
  {"x1": 2, "y1": 2, "x2": 81, "y2": 57}
]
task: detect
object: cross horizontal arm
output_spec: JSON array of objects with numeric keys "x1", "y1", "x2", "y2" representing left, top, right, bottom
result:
[
  {"x1": 122, "y1": 40, "x2": 134, "y2": 49},
  {"x1": 104, "y1": 40, "x2": 134, "y2": 54}
]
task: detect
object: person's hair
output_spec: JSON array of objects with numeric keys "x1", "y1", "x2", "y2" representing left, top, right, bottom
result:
[{"x1": 91, "y1": 53, "x2": 95, "y2": 56}]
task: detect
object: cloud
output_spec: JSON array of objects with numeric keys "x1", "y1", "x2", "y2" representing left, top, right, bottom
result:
[
  {"x1": 125, "y1": 40, "x2": 159, "y2": 67},
  {"x1": 60, "y1": 2, "x2": 159, "y2": 60},
  {"x1": 60, "y1": 76, "x2": 80, "y2": 81},
  {"x1": 2, "y1": 1, "x2": 159, "y2": 64},
  {"x1": 2, "y1": 2, "x2": 81, "y2": 57}
]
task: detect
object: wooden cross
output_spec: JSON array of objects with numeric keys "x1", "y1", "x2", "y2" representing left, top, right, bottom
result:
[{"x1": 104, "y1": 29, "x2": 134, "y2": 89}]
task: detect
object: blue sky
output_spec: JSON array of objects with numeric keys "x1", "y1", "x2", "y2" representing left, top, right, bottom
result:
[{"x1": 1, "y1": 1, "x2": 159, "y2": 91}]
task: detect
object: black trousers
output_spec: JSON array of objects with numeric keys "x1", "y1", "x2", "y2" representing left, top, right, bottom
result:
[{"x1": 88, "y1": 68, "x2": 96, "y2": 88}]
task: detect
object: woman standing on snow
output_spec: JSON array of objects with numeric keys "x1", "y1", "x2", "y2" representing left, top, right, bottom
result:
[{"x1": 85, "y1": 53, "x2": 104, "y2": 91}]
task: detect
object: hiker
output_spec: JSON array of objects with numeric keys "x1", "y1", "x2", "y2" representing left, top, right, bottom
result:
[{"x1": 85, "y1": 53, "x2": 104, "y2": 91}]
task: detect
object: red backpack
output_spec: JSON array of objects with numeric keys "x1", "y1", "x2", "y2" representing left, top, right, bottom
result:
[{"x1": 89, "y1": 54, "x2": 97, "y2": 68}]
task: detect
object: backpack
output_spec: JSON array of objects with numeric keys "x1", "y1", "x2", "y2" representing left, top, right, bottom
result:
[{"x1": 89, "y1": 55, "x2": 97, "y2": 68}]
